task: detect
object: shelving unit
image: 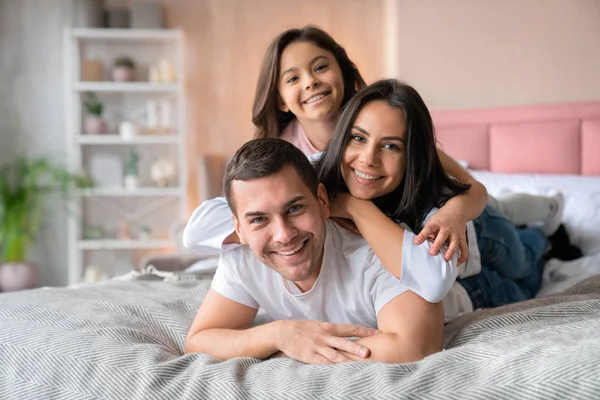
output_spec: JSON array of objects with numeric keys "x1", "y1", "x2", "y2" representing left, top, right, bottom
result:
[
  {"x1": 63, "y1": 27, "x2": 187, "y2": 285},
  {"x1": 74, "y1": 82, "x2": 178, "y2": 92},
  {"x1": 76, "y1": 134, "x2": 180, "y2": 145}
]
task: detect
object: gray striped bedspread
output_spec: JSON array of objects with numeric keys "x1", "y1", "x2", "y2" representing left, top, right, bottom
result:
[{"x1": 1, "y1": 272, "x2": 599, "y2": 400}]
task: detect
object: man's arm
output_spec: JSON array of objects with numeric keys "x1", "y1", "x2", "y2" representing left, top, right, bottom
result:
[
  {"x1": 185, "y1": 289, "x2": 378, "y2": 363},
  {"x1": 185, "y1": 288, "x2": 275, "y2": 358},
  {"x1": 340, "y1": 291, "x2": 444, "y2": 363}
]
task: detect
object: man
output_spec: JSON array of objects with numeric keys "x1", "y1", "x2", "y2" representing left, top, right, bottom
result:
[{"x1": 185, "y1": 139, "x2": 454, "y2": 364}]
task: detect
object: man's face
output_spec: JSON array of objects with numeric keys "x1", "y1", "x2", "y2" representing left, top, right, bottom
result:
[{"x1": 231, "y1": 165, "x2": 330, "y2": 292}]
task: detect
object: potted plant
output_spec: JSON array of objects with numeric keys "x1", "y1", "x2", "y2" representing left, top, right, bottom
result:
[
  {"x1": 112, "y1": 56, "x2": 136, "y2": 82},
  {"x1": 83, "y1": 92, "x2": 107, "y2": 134},
  {"x1": 0, "y1": 157, "x2": 93, "y2": 292},
  {"x1": 124, "y1": 150, "x2": 140, "y2": 190}
]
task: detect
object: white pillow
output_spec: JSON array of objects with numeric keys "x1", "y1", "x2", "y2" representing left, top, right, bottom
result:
[{"x1": 470, "y1": 170, "x2": 600, "y2": 256}]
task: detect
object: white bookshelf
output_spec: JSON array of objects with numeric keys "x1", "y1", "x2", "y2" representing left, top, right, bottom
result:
[{"x1": 63, "y1": 27, "x2": 187, "y2": 285}]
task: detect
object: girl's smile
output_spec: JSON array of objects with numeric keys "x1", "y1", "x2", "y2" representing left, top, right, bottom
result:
[{"x1": 278, "y1": 41, "x2": 344, "y2": 123}]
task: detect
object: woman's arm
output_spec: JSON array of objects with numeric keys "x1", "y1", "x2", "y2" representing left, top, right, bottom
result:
[
  {"x1": 414, "y1": 149, "x2": 488, "y2": 264},
  {"x1": 339, "y1": 195, "x2": 405, "y2": 278},
  {"x1": 182, "y1": 197, "x2": 241, "y2": 255},
  {"x1": 437, "y1": 148, "x2": 488, "y2": 221},
  {"x1": 333, "y1": 195, "x2": 457, "y2": 303}
]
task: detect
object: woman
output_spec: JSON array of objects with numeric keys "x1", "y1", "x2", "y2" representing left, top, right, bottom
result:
[{"x1": 315, "y1": 79, "x2": 564, "y2": 319}]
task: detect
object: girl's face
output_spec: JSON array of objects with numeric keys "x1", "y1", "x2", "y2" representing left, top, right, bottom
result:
[
  {"x1": 341, "y1": 100, "x2": 407, "y2": 200},
  {"x1": 278, "y1": 41, "x2": 345, "y2": 124}
]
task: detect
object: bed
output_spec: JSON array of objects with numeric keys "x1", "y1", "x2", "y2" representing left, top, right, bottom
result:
[{"x1": 1, "y1": 101, "x2": 600, "y2": 399}]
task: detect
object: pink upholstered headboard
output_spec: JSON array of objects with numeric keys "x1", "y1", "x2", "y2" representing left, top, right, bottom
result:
[{"x1": 431, "y1": 101, "x2": 600, "y2": 175}]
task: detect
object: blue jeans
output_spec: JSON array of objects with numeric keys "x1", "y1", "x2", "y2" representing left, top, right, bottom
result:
[{"x1": 458, "y1": 205, "x2": 548, "y2": 310}]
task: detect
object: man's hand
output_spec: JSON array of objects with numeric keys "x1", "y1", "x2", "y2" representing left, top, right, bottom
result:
[
  {"x1": 413, "y1": 204, "x2": 469, "y2": 265},
  {"x1": 275, "y1": 320, "x2": 379, "y2": 365}
]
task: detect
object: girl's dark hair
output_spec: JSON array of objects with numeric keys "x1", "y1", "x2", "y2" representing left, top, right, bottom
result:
[
  {"x1": 252, "y1": 26, "x2": 366, "y2": 139},
  {"x1": 315, "y1": 79, "x2": 471, "y2": 234}
]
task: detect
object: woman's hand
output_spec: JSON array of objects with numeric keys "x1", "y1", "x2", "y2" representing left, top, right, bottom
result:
[
  {"x1": 414, "y1": 204, "x2": 469, "y2": 265},
  {"x1": 329, "y1": 192, "x2": 354, "y2": 220},
  {"x1": 329, "y1": 193, "x2": 362, "y2": 234}
]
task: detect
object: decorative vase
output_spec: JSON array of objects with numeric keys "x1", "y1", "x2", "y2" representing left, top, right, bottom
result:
[
  {"x1": 84, "y1": 116, "x2": 107, "y2": 134},
  {"x1": 112, "y1": 66, "x2": 135, "y2": 82},
  {"x1": 0, "y1": 262, "x2": 38, "y2": 292},
  {"x1": 119, "y1": 121, "x2": 138, "y2": 139},
  {"x1": 124, "y1": 175, "x2": 139, "y2": 190}
]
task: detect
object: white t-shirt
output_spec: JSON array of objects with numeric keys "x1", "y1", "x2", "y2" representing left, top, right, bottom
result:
[
  {"x1": 184, "y1": 198, "x2": 479, "y2": 322},
  {"x1": 211, "y1": 220, "x2": 457, "y2": 328}
]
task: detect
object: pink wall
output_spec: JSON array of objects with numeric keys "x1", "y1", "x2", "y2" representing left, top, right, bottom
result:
[
  {"x1": 385, "y1": 0, "x2": 600, "y2": 109},
  {"x1": 106, "y1": 0, "x2": 384, "y2": 206},
  {"x1": 106, "y1": 0, "x2": 600, "y2": 205}
]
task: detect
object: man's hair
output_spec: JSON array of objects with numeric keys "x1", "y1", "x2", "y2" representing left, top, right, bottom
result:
[{"x1": 224, "y1": 138, "x2": 319, "y2": 215}]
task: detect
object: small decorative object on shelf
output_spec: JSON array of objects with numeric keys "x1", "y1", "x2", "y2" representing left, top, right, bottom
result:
[
  {"x1": 145, "y1": 100, "x2": 173, "y2": 134},
  {"x1": 119, "y1": 121, "x2": 139, "y2": 140},
  {"x1": 116, "y1": 220, "x2": 132, "y2": 240},
  {"x1": 89, "y1": 153, "x2": 123, "y2": 188},
  {"x1": 83, "y1": 226, "x2": 104, "y2": 240},
  {"x1": 146, "y1": 100, "x2": 159, "y2": 130},
  {"x1": 149, "y1": 58, "x2": 176, "y2": 83},
  {"x1": 124, "y1": 150, "x2": 140, "y2": 190},
  {"x1": 83, "y1": 265, "x2": 110, "y2": 283},
  {"x1": 159, "y1": 100, "x2": 172, "y2": 130},
  {"x1": 138, "y1": 226, "x2": 152, "y2": 240},
  {"x1": 150, "y1": 158, "x2": 176, "y2": 187},
  {"x1": 81, "y1": 59, "x2": 104, "y2": 81},
  {"x1": 112, "y1": 56, "x2": 136, "y2": 82},
  {"x1": 131, "y1": 2, "x2": 163, "y2": 29},
  {"x1": 83, "y1": 92, "x2": 107, "y2": 134},
  {"x1": 107, "y1": 9, "x2": 130, "y2": 28}
]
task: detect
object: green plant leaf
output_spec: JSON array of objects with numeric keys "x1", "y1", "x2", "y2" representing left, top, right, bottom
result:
[{"x1": 0, "y1": 156, "x2": 93, "y2": 263}]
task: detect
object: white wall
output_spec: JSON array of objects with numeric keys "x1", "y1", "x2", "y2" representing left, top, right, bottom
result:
[
  {"x1": 0, "y1": 0, "x2": 74, "y2": 286},
  {"x1": 385, "y1": 0, "x2": 600, "y2": 108}
]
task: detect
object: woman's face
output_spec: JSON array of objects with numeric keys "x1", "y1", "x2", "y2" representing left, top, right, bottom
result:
[
  {"x1": 341, "y1": 100, "x2": 407, "y2": 200},
  {"x1": 277, "y1": 41, "x2": 345, "y2": 125}
]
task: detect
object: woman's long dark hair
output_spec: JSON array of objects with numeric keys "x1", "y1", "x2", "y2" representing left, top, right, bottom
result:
[
  {"x1": 252, "y1": 26, "x2": 366, "y2": 139},
  {"x1": 315, "y1": 79, "x2": 470, "y2": 234}
]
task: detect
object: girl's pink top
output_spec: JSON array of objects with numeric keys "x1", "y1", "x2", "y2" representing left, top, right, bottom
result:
[{"x1": 279, "y1": 119, "x2": 319, "y2": 157}]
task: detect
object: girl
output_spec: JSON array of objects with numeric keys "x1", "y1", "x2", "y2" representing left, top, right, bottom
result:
[
  {"x1": 315, "y1": 79, "x2": 564, "y2": 320},
  {"x1": 183, "y1": 26, "x2": 488, "y2": 261}
]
